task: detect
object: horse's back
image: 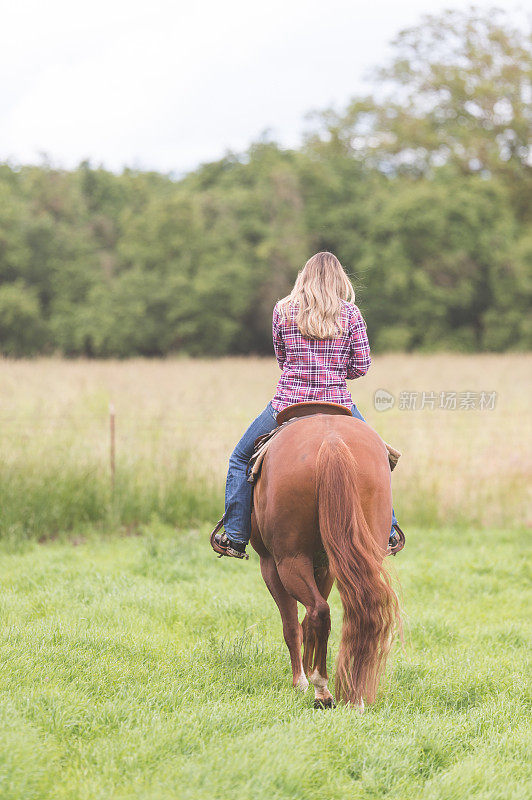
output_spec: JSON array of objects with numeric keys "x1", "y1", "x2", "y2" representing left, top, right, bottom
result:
[{"x1": 251, "y1": 415, "x2": 391, "y2": 557}]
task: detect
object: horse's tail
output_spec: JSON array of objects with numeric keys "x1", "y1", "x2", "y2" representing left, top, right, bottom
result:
[{"x1": 316, "y1": 434, "x2": 400, "y2": 705}]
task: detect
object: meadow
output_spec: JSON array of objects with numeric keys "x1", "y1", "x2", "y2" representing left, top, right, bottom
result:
[
  {"x1": 0, "y1": 523, "x2": 529, "y2": 799},
  {"x1": 0, "y1": 355, "x2": 530, "y2": 799},
  {"x1": 0, "y1": 354, "x2": 530, "y2": 541}
]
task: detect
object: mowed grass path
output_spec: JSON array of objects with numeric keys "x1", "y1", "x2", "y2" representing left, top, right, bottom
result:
[{"x1": 1, "y1": 525, "x2": 530, "y2": 800}]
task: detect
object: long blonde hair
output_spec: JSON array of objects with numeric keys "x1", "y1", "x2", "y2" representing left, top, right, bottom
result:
[{"x1": 277, "y1": 252, "x2": 356, "y2": 339}]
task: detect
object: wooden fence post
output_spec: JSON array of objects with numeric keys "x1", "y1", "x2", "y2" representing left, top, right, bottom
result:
[{"x1": 109, "y1": 403, "x2": 116, "y2": 492}]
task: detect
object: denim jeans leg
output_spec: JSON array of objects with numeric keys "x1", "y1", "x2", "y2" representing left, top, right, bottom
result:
[
  {"x1": 351, "y1": 404, "x2": 398, "y2": 532},
  {"x1": 224, "y1": 402, "x2": 278, "y2": 546},
  {"x1": 351, "y1": 403, "x2": 365, "y2": 422}
]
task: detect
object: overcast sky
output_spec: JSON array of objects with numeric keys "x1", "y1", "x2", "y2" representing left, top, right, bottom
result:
[{"x1": 1, "y1": 0, "x2": 527, "y2": 175}]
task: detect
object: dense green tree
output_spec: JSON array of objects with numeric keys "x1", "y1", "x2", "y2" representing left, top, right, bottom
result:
[
  {"x1": 358, "y1": 172, "x2": 521, "y2": 351},
  {"x1": 0, "y1": 281, "x2": 48, "y2": 356}
]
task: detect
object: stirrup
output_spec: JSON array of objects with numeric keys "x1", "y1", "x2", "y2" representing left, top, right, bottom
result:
[
  {"x1": 209, "y1": 519, "x2": 249, "y2": 560},
  {"x1": 388, "y1": 523, "x2": 405, "y2": 556},
  {"x1": 209, "y1": 517, "x2": 225, "y2": 555}
]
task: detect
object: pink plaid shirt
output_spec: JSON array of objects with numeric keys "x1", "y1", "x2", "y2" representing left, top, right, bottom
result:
[{"x1": 271, "y1": 301, "x2": 371, "y2": 412}]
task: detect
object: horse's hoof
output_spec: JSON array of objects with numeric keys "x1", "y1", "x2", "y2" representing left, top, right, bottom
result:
[
  {"x1": 313, "y1": 698, "x2": 336, "y2": 710},
  {"x1": 295, "y1": 676, "x2": 309, "y2": 693}
]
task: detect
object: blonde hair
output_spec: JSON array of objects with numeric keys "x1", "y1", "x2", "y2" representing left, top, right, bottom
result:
[{"x1": 277, "y1": 252, "x2": 356, "y2": 339}]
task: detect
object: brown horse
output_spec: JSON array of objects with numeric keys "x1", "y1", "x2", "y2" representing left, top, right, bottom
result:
[{"x1": 250, "y1": 413, "x2": 400, "y2": 709}]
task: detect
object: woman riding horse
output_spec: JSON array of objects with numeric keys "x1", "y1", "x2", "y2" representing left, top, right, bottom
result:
[{"x1": 212, "y1": 251, "x2": 404, "y2": 560}]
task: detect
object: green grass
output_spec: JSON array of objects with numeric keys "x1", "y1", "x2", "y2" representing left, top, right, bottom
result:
[
  {"x1": 0, "y1": 454, "x2": 221, "y2": 545},
  {"x1": 0, "y1": 524, "x2": 530, "y2": 800}
]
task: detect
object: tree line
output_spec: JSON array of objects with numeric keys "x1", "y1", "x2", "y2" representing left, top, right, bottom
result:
[{"x1": 0, "y1": 7, "x2": 530, "y2": 357}]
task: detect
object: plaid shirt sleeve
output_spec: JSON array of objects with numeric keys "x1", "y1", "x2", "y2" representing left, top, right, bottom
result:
[
  {"x1": 346, "y1": 306, "x2": 371, "y2": 379},
  {"x1": 272, "y1": 304, "x2": 286, "y2": 369}
]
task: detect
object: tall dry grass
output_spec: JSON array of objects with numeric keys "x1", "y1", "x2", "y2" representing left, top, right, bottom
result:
[{"x1": 0, "y1": 354, "x2": 530, "y2": 540}]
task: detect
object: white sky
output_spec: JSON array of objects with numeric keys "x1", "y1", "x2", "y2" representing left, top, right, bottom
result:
[{"x1": 0, "y1": 0, "x2": 527, "y2": 175}]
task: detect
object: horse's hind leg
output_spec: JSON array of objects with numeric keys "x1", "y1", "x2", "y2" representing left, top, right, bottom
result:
[
  {"x1": 301, "y1": 613, "x2": 315, "y2": 676},
  {"x1": 277, "y1": 557, "x2": 334, "y2": 708},
  {"x1": 259, "y1": 554, "x2": 308, "y2": 692},
  {"x1": 308, "y1": 565, "x2": 334, "y2": 706},
  {"x1": 301, "y1": 565, "x2": 333, "y2": 678}
]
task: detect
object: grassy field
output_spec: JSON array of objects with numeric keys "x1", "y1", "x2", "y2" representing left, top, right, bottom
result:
[
  {"x1": 0, "y1": 356, "x2": 530, "y2": 798},
  {"x1": 0, "y1": 354, "x2": 530, "y2": 541},
  {"x1": 0, "y1": 522, "x2": 530, "y2": 800}
]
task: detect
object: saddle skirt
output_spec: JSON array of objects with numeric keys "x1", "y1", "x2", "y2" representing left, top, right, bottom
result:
[{"x1": 247, "y1": 402, "x2": 401, "y2": 485}]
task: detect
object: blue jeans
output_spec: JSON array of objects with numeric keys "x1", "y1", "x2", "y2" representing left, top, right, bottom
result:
[{"x1": 224, "y1": 402, "x2": 398, "y2": 546}]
